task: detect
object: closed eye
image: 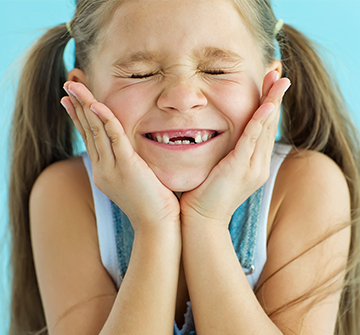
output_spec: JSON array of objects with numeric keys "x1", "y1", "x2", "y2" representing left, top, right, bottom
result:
[
  {"x1": 130, "y1": 72, "x2": 159, "y2": 79},
  {"x1": 202, "y1": 69, "x2": 227, "y2": 75},
  {"x1": 129, "y1": 69, "x2": 227, "y2": 79}
]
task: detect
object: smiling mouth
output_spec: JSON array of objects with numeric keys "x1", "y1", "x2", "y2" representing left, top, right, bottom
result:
[{"x1": 145, "y1": 130, "x2": 218, "y2": 145}]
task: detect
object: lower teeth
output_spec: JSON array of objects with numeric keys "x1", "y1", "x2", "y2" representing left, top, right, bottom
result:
[{"x1": 169, "y1": 140, "x2": 193, "y2": 145}]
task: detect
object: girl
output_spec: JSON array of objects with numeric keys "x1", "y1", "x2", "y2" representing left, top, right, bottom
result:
[{"x1": 8, "y1": 0, "x2": 360, "y2": 334}]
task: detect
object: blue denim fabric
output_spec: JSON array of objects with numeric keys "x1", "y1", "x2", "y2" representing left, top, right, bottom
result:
[{"x1": 111, "y1": 185, "x2": 264, "y2": 334}]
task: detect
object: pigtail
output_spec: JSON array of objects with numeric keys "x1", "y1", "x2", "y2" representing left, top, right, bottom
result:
[
  {"x1": 8, "y1": 24, "x2": 76, "y2": 335},
  {"x1": 277, "y1": 24, "x2": 360, "y2": 335}
]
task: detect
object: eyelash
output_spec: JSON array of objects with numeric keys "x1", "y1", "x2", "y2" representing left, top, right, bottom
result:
[
  {"x1": 131, "y1": 72, "x2": 158, "y2": 79},
  {"x1": 130, "y1": 69, "x2": 227, "y2": 79},
  {"x1": 202, "y1": 70, "x2": 226, "y2": 75}
]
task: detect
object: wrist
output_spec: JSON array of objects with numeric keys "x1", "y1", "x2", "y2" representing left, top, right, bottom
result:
[
  {"x1": 134, "y1": 219, "x2": 181, "y2": 242},
  {"x1": 181, "y1": 211, "x2": 231, "y2": 231}
]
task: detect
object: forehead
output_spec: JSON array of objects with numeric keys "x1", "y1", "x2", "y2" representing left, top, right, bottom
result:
[{"x1": 97, "y1": 0, "x2": 261, "y2": 65}]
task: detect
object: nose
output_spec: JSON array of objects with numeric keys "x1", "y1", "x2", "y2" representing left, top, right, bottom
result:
[{"x1": 157, "y1": 78, "x2": 207, "y2": 113}]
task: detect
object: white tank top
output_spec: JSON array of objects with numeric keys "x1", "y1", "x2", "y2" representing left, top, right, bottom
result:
[{"x1": 82, "y1": 143, "x2": 292, "y2": 290}]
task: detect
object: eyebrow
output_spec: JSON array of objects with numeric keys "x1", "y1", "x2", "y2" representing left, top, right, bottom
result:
[
  {"x1": 112, "y1": 47, "x2": 243, "y2": 69},
  {"x1": 197, "y1": 47, "x2": 244, "y2": 64},
  {"x1": 113, "y1": 51, "x2": 161, "y2": 69}
]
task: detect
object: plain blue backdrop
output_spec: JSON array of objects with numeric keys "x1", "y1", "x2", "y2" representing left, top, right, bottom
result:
[{"x1": 0, "y1": 0, "x2": 359, "y2": 333}]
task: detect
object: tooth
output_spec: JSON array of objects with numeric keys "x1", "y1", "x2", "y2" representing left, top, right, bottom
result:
[
  {"x1": 175, "y1": 140, "x2": 182, "y2": 144},
  {"x1": 156, "y1": 135, "x2": 163, "y2": 143},
  {"x1": 195, "y1": 134, "x2": 202, "y2": 143},
  {"x1": 169, "y1": 141, "x2": 175, "y2": 145},
  {"x1": 163, "y1": 135, "x2": 169, "y2": 144},
  {"x1": 182, "y1": 140, "x2": 190, "y2": 144},
  {"x1": 202, "y1": 134, "x2": 209, "y2": 142}
]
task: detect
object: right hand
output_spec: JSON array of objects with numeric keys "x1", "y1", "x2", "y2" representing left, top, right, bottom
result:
[{"x1": 61, "y1": 81, "x2": 180, "y2": 232}]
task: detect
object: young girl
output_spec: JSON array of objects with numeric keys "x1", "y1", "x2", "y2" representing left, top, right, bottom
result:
[{"x1": 8, "y1": 0, "x2": 360, "y2": 334}]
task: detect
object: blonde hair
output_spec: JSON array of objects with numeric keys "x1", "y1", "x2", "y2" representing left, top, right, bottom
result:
[
  {"x1": 231, "y1": 0, "x2": 360, "y2": 333},
  {"x1": 8, "y1": 0, "x2": 360, "y2": 334}
]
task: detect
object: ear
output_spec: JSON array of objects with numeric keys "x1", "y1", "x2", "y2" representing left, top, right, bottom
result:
[
  {"x1": 266, "y1": 59, "x2": 283, "y2": 78},
  {"x1": 67, "y1": 68, "x2": 88, "y2": 86}
]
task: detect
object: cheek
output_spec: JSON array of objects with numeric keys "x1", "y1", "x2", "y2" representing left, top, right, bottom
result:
[
  {"x1": 95, "y1": 83, "x2": 156, "y2": 137},
  {"x1": 209, "y1": 79, "x2": 261, "y2": 135}
]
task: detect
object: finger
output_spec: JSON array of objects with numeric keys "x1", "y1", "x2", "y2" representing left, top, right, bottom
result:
[
  {"x1": 60, "y1": 96, "x2": 86, "y2": 141},
  {"x1": 260, "y1": 70, "x2": 280, "y2": 105},
  {"x1": 251, "y1": 104, "x2": 280, "y2": 169},
  {"x1": 89, "y1": 102, "x2": 135, "y2": 163},
  {"x1": 64, "y1": 82, "x2": 100, "y2": 162},
  {"x1": 233, "y1": 102, "x2": 275, "y2": 165},
  {"x1": 83, "y1": 102, "x2": 116, "y2": 166},
  {"x1": 251, "y1": 78, "x2": 291, "y2": 168},
  {"x1": 262, "y1": 77, "x2": 291, "y2": 110},
  {"x1": 67, "y1": 85, "x2": 116, "y2": 165},
  {"x1": 257, "y1": 77, "x2": 291, "y2": 150}
]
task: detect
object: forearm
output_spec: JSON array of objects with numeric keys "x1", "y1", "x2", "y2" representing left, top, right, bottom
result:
[
  {"x1": 182, "y1": 218, "x2": 282, "y2": 335},
  {"x1": 100, "y1": 223, "x2": 181, "y2": 335}
]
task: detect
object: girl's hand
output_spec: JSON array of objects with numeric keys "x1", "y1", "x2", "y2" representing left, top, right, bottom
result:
[
  {"x1": 180, "y1": 71, "x2": 291, "y2": 227},
  {"x1": 61, "y1": 82, "x2": 180, "y2": 232}
]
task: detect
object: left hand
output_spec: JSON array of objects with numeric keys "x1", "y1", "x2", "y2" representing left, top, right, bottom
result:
[{"x1": 180, "y1": 71, "x2": 291, "y2": 227}]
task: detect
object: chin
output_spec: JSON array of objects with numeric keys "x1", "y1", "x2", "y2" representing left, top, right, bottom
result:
[{"x1": 157, "y1": 171, "x2": 208, "y2": 193}]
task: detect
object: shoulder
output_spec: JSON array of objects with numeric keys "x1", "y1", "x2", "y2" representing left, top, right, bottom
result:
[
  {"x1": 268, "y1": 148, "x2": 350, "y2": 237},
  {"x1": 30, "y1": 155, "x2": 95, "y2": 240},
  {"x1": 277, "y1": 148, "x2": 349, "y2": 197},
  {"x1": 264, "y1": 148, "x2": 351, "y2": 282},
  {"x1": 30, "y1": 155, "x2": 94, "y2": 214},
  {"x1": 279, "y1": 149, "x2": 350, "y2": 219},
  {"x1": 256, "y1": 149, "x2": 351, "y2": 332}
]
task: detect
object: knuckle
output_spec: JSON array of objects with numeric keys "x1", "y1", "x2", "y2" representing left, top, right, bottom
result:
[
  {"x1": 243, "y1": 127, "x2": 261, "y2": 146},
  {"x1": 84, "y1": 127, "x2": 93, "y2": 141},
  {"x1": 249, "y1": 136, "x2": 258, "y2": 146},
  {"x1": 263, "y1": 123, "x2": 276, "y2": 140},
  {"x1": 103, "y1": 121, "x2": 123, "y2": 145},
  {"x1": 245, "y1": 131, "x2": 260, "y2": 146},
  {"x1": 90, "y1": 125, "x2": 101, "y2": 138},
  {"x1": 108, "y1": 133, "x2": 120, "y2": 145}
]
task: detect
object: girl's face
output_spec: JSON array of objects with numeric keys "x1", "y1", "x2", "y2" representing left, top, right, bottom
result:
[{"x1": 82, "y1": 0, "x2": 278, "y2": 192}]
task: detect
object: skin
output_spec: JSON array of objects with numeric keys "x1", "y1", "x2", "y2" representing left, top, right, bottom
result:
[
  {"x1": 68, "y1": 0, "x2": 283, "y2": 194},
  {"x1": 30, "y1": 0, "x2": 350, "y2": 334}
]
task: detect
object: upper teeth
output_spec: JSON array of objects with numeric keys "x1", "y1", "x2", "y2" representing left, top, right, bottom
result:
[
  {"x1": 163, "y1": 135, "x2": 170, "y2": 144},
  {"x1": 194, "y1": 134, "x2": 202, "y2": 143}
]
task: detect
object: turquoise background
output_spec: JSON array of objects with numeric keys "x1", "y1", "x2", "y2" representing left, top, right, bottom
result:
[{"x1": 0, "y1": 0, "x2": 359, "y2": 333}]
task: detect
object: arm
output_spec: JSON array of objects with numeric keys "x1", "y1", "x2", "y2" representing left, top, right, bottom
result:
[
  {"x1": 179, "y1": 72, "x2": 350, "y2": 334},
  {"x1": 181, "y1": 151, "x2": 350, "y2": 335},
  {"x1": 31, "y1": 81, "x2": 183, "y2": 334},
  {"x1": 30, "y1": 158, "x2": 181, "y2": 335}
]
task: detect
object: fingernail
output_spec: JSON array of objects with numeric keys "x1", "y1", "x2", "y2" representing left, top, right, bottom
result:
[
  {"x1": 284, "y1": 81, "x2": 291, "y2": 94},
  {"x1": 90, "y1": 104, "x2": 99, "y2": 116},
  {"x1": 275, "y1": 71, "x2": 280, "y2": 81},
  {"x1": 63, "y1": 84, "x2": 70, "y2": 95},
  {"x1": 60, "y1": 99, "x2": 70, "y2": 114},
  {"x1": 66, "y1": 84, "x2": 78, "y2": 98}
]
